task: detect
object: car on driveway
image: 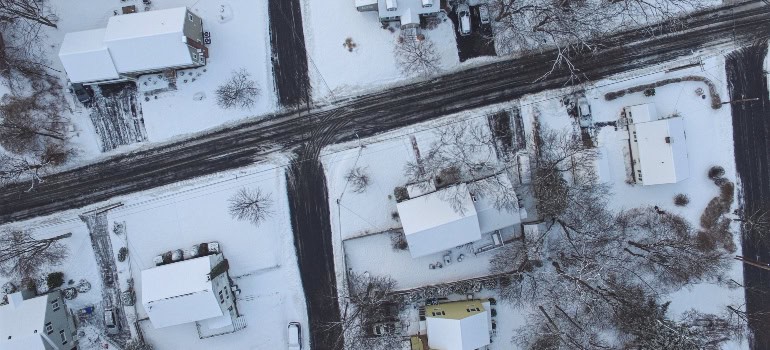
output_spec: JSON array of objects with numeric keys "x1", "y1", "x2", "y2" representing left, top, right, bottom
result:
[
  {"x1": 288, "y1": 322, "x2": 302, "y2": 350},
  {"x1": 479, "y1": 4, "x2": 490, "y2": 25},
  {"x1": 104, "y1": 308, "x2": 120, "y2": 335},
  {"x1": 457, "y1": 4, "x2": 471, "y2": 36}
]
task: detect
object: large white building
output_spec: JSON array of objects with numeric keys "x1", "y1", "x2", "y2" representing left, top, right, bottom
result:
[
  {"x1": 141, "y1": 253, "x2": 237, "y2": 331},
  {"x1": 59, "y1": 7, "x2": 207, "y2": 85},
  {"x1": 624, "y1": 103, "x2": 689, "y2": 185}
]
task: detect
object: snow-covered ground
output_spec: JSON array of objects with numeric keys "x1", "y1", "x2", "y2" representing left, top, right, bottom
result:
[
  {"x1": 300, "y1": 0, "x2": 459, "y2": 100},
  {"x1": 30, "y1": 0, "x2": 277, "y2": 157},
  {"x1": 104, "y1": 161, "x2": 307, "y2": 350},
  {"x1": 0, "y1": 160, "x2": 309, "y2": 350},
  {"x1": 324, "y1": 50, "x2": 750, "y2": 348}
]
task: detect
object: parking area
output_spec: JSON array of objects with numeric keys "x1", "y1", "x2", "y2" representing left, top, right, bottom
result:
[
  {"x1": 448, "y1": 3, "x2": 496, "y2": 62},
  {"x1": 89, "y1": 82, "x2": 148, "y2": 152}
]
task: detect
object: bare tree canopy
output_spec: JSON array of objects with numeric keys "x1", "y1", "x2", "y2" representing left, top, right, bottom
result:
[
  {"x1": 404, "y1": 122, "x2": 519, "y2": 213},
  {"x1": 228, "y1": 187, "x2": 273, "y2": 226},
  {"x1": 345, "y1": 166, "x2": 370, "y2": 194},
  {"x1": 216, "y1": 68, "x2": 261, "y2": 109},
  {"x1": 393, "y1": 36, "x2": 440, "y2": 77},
  {"x1": 327, "y1": 272, "x2": 403, "y2": 350},
  {"x1": 489, "y1": 0, "x2": 703, "y2": 81},
  {"x1": 0, "y1": 229, "x2": 69, "y2": 281},
  {"x1": 0, "y1": 0, "x2": 57, "y2": 28}
]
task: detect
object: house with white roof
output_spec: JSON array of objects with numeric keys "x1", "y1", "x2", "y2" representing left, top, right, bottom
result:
[
  {"x1": 421, "y1": 299, "x2": 492, "y2": 350},
  {"x1": 59, "y1": 7, "x2": 206, "y2": 85},
  {"x1": 397, "y1": 174, "x2": 520, "y2": 258},
  {"x1": 356, "y1": 0, "x2": 440, "y2": 29},
  {"x1": 623, "y1": 103, "x2": 689, "y2": 185},
  {"x1": 141, "y1": 253, "x2": 241, "y2": 336},
  {"x1": 0, "y1": 290, "x2": 78, "y2": 350}
]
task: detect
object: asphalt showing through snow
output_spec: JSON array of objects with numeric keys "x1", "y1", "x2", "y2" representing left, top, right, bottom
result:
[
  {"x1": 1, "y1": 2, "x2": 767, "y2": 224},
  {"x1": 2, "y1": 3, "x2": 770, "y2": 349},
  {"x1": 726, "y1": 43, "x2": 770, "y2": 350},
  {"x1": 268, "y1": 0, "x2": 311, "y2": 107}
]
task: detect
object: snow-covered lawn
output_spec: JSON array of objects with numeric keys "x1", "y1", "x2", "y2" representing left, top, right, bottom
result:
[
  {"x1": 135, "y1": 0, "x2": 276, "y2": 142},
  {"x1": 300, "y1": 0, "x2": 459, "y2": 100},
  {"x1": 103, "y1": 161, "x2": 307, "y2": 350}
]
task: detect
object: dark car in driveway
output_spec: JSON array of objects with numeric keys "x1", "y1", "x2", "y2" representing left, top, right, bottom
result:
[{"x1": 70, "y1": 82, "x2": 93, "y2": 105}]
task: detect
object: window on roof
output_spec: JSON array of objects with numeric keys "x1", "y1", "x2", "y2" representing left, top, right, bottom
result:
[
  {"x1": 219, "y1": 291, "x2": 224, "y2": 303},
  {"x1": 59, "y1": 330, "x2": 67, "y2": 345},
  {"x1": 51, "y1": 298, "x2": 60, "y2": 312},
  {"x1": 224, "y1": 286, "x2": 230, "y2": 300},
  {"x1": 45, "y1": 322, "x2": 53, "y2": 334},
  {"x1": 188, "y1": 13, "x2": 193, "y2": 21}
]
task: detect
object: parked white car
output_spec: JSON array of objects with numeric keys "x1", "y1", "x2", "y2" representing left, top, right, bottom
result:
[
  {"x1": 288, "y1": 322, "x2": 302, "y2": 350},
  {"x1": 457, "y1": 4, "x2": 471, "y2": 36}
]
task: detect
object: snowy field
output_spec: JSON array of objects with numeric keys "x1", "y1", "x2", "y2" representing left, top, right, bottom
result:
[{"x1": 300, "y1": 0, "x2": 460, "y2": 100}]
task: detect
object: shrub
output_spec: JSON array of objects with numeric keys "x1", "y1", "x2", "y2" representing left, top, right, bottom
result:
[
  {"x1": 390, "y1": 231, "x2": 408, "y2": 250},
  {"x1": 713, "y1": 177, "x2": 728, "y2": 187},
  {"x1": 720, "y1": 181, "x2": 735, "y2": 206},
  {"x1": 46, "y1": 272, "x2": 64, "y2": 290},
  {"x1": 700, "y1": 197, "x2": 726, "y2": 230},
  {"x1": 345, "y1": 167, "x2": 370, "y2": 193},
  {"x1": 394, "y1": 186, "x2": 409, "y2": 202},
  {"x1": 674, "y1": 193, "x2": 690, "y2": 207},
  {"x1": 118, "y1": 247, "x2": 128, "y2": 262},
  {"x1": 708, "y1": 165, "x2": 725, "y2": 180}
]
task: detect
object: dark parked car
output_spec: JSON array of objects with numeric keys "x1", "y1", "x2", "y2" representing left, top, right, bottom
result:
[{"x1": 70, "y1": 83, "x2": 93, "y2": 104}]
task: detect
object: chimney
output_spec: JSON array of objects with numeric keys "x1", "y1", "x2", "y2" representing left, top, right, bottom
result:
[{"x1": 665, "y1": 136, "x2": 671, "y2": 144}]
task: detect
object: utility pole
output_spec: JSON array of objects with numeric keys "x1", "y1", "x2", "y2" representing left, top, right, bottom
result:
[{"x1": 735, "y1": 255, "x2": 770, "y2": 272}]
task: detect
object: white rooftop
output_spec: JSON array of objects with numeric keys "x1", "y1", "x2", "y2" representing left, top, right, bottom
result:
[
  {"x1": 141, "y1": 254, "x2": 225, "y2": 329},
  {"x1": 626, "y1": 103, "x2": 657, "y2": 124},
  {"x1": 426, "y1": 305, "x2": 490, "y2": 350},
  {"x1": 633, "y1": 116, "x2": 689, "y2": 185},
  {"x1": 0, "y1": 293, "x2": 50, "y2": 350},
  {"x1": 104, "y1": 7, "x2": 193, "y2": 73},
  {"x1": 397, "y1": 184, "x2": 481, "y2": 258},
  {"x1": 58, "y1": 28, "x2": 120, "y2": 83}
]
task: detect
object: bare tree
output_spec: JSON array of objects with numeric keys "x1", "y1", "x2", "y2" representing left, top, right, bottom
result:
[
  {"x1": 216, "y1": 68, "x2": 260, "y2": 109},
  {"x1": 0, "y1": 143, "x2": 71, "y2": 191},
  {"x1": 345, "y1": 167, "x2": 370, "y2": 193},
  {"x1": 0, "y1": 0, "x2": 57, "y2": 28},
  {"x1": 0, "y1": 229, "x2": 69, "y2": 282},
  {"x1": 488, "y1": 0, "x2": 703, "y2": 82},
  {"x1": 323, "y1": 272, "x2": 403, "y2": 350},
  {"x1": 404, "y1": 122, "x2": 518, "y2": 213},
  {"x1": 228, "y1": 188, "x2": 272, "y2": 226},
  {"x1": 0, "y1": 94, "x2": 67, "y2": 154},
  {"x1": 393, "y1": 36, "x2": 440, "y2": 77}
]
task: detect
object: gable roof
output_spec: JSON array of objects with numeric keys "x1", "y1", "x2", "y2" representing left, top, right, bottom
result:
[
  {"x1": 633, "y1": 116, "x2": 689, "y2": 185},
  {"x1": 0, "y1": 293, "x2": 51, "y2": 350},
  {"x1": 141, "y1": 254, "x2": 225, "y2": 328},
  {"x1": 397, "y1": 184, "x2": 481, "y2": 258},
  {"x1": 104, "y1": 7, "x2": 193, "y2": 73},
  {"x1": 58, "y1": 28, "x2": 120, "y2": 83},
  {"x1": 425, "y1": 301, "x2": 490, "y2": 350}
]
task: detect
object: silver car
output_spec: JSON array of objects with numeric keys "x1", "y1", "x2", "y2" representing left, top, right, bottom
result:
[
  {"x1": 104, "y1": 308, "x2": 119, "y2": 335},
  {"x1": 457, "y1": 4, "x2": 471, "y2": 36},
  {"x1": 288, "y1": 322, "x2": 302, "y2": 350}
]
